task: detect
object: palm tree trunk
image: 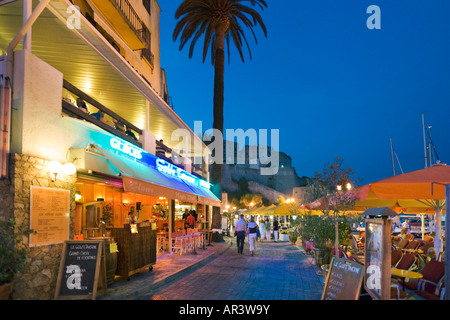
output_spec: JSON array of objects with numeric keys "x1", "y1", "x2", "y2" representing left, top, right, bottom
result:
[{"x1": 211, "y1": 26, "x2": 226, "y2": 229}]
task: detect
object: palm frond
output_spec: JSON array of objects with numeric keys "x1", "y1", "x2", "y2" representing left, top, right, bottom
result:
[{"x1": 172, "y1": 0, "x2": 268, "y2": 64}]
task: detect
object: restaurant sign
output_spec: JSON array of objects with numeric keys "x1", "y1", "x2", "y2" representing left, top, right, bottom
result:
[
  {"x1": 92, "y1": 132, "x2": 211, "y2": 190},
  {"x1": 110, "y1": 137, "x2": 142, "y2": 159}
]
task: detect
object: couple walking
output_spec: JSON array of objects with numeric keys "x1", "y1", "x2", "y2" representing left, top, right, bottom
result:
[{"x1": 235, "y1": 214, "x2": 259, "y2": 256}]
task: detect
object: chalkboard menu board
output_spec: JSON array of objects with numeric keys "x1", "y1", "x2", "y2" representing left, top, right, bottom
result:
[
  {"x1": 321, "y1": 257, "x2": 365, "y2": 300},
  {"x1": 54, "y1": 240, "x2": 104, "y2": 300}
]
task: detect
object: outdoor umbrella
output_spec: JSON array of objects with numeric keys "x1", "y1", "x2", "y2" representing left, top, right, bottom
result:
[
  {"x1": 356, "y1": 164, "x2": 449, "y2": 255},
  {"x1": 355, "y1": 164, "x2": 450, "y2": 300}
]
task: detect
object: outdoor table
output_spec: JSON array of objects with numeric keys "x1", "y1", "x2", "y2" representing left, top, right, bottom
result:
[
  {"x1": 200, "y1": 229, "x2": 213, "y2": 247},
  {"x1": 391, "y1": 268, "x2": 423, "y2": 290},
  {"x1": 199, "y1": 230, "x2": 207, "y2": 250}
]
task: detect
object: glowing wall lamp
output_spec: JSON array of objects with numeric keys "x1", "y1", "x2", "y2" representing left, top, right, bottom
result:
[{"x1": 48, "y1": 160, "x2": 77, "y2": 182}]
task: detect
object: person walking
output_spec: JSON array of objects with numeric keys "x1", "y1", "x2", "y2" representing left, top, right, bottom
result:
[
  {"x1": 247, "y1": 216, "x2": 259, "y2": 256},
  {"x1": 265, "y1": 218, "x2": 271, "y2": 241},
  {"x1": 258, "y1": 217, "x2": 266, "y2": 241},
  {"x1": 235, "y1": 214, "x2": 247, "y2": 254},
  {"x1": 273, "y1": 218, "x2": 279, "y2": 242}
]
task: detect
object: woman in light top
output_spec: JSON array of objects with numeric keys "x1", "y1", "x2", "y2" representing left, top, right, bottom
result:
[{"x1": 247, "y1": 216, "x2": 259, "y2": 256}]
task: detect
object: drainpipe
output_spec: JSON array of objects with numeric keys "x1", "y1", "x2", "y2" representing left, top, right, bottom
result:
[{"x1": 1, "y1": 0, "x2": 51, "y2": 178}]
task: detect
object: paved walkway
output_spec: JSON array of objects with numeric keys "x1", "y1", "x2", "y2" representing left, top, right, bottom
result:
[{"x1": 97, "y1": 236, "x2": 325, "y2": 300}]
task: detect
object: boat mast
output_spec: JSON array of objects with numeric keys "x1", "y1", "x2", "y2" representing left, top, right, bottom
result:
[
  {"x1": 390, "y1": 138, "x2": 396, "y2": 175},
  {"x1": 422, "y1": 113, "x2": 428, "y2": 168}
]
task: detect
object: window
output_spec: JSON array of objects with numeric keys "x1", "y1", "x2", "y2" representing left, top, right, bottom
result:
[{"x1": 143, "y1": 0, "x2": 151, "y2": 15}]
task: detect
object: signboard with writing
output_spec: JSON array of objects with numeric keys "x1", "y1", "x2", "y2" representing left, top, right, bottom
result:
[
  {"x1": 364, "y1": 218, "x2": 392, "y2": 300},
  {"x1": 321, "y1": 257, "x2": 365, "y2": 300},
  {"x1": 54, "y1": 240, "x2": 105, "y2": 300},
  {"x1": 30, "y1": 186, "x2": 70, "y2": 247}
]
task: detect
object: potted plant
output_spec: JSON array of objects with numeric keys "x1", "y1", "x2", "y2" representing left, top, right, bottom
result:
[
  {"x1": 279, "y1": 229, "x2": 289, "y2": 242},
  {"x1": 299, "y1": 214, "x2": 334, "y2": 268},
  {"x1": 0, "y1": 218, "x2": 33, "y2": 300},
  {"x1": 288, "y1": 228, "x2": 298, "y2": 244}
]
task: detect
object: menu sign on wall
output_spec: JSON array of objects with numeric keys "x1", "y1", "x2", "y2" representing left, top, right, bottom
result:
[
  {"x1": 322, "y1": 257, "x2": 365, "y2": 300},
  {"x1": 30, "y1": 186, "x2": 70, "y2": 247}
]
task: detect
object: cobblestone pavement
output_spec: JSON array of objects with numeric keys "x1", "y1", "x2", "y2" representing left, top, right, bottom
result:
[{"x1": 137, "y1": 238, "x2": 324, "y2": 300}]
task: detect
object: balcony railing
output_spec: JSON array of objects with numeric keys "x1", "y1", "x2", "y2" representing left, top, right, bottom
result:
[
  {"x1": 61, "y1": 80, "x2": 207, "y2": 178},
  {"x1": 110, "y1": 0, "x2": 150, "y2": 47},
  {"x1": 141, "y1": 48, "x2": 154, "y2": 68},
  {"x1": 62, "y1": 79, "x2": 142, "y2": 147}
]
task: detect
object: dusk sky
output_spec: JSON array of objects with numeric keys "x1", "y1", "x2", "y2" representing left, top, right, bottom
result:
[{"x1": 158, "y1": 0, "x2": 450, "y2": 186}]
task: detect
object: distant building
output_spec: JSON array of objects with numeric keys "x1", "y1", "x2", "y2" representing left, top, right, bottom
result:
[{"x1": 220, "y1": 140, "x2": 308, "y2": 202}]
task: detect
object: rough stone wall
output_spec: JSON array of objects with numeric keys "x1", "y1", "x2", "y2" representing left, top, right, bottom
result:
[
  {"x1": 7, "y1": 153, "x2": 76, "y2": 300},
  {"x1": 247, "y1": 181, "x2": 288, "y2": 204}
]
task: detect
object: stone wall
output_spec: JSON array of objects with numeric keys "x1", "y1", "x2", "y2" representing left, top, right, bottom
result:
[{"x1": 5, "y1": 153, "x2": 76, "y2": 299}]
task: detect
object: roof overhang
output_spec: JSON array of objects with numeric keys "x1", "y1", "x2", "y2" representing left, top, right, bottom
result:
[{"x1": 0, "y1": 0, "x2": 207, "y2": 157}]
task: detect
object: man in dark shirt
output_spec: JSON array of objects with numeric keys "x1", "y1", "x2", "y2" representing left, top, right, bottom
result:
[{"x1": 273, "y1": 219, "x2": 279, "y2": 242}]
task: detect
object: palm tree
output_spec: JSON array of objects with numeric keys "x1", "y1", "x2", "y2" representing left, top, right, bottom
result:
[{"x1": 173, "y1": 0, "x2": 267, "y2": 228}]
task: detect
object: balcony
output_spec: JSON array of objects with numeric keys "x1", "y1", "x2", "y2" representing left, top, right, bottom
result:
[
  {"x1": 141, "y1": 47, "x2": 154, "y2": 69},
  {"x1": 62, "y1": 80, "x2": 207, "y2": 179},
  {"x1": 87, "y1": 0, "x2": 150, "y2": 50}
]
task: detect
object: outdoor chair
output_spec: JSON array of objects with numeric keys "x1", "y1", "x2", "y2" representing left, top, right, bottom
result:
[
  {"x1": 396, "y1": 239, "x2": 409, "y2": 250},
  {"x1": 391, "y1": 249, "x2": 403, "y2": 267},
  {"x1": 405, "y1": 259, "x2": 446, "y2": 299},
  {"x1": 351, "y1": 234, "x2": 364, "y2": 255},
  {"x1": 390, "y1": 285, "x2": 408, "y2": 300},
  {"x1": 171, "y1": 235, "x2": 186, "y2": 255},
  {"x1": 420, "y1": 242, "x2": 435, "y2": 256},
  {"x1": 332, "y1": 247, "x2": 348, "y2": 259},
  {"x1": 395, "y1": 253, "x2": 417, "y2": 271},
  {"x1": 403, "y1": 240, "x2": 421, "y2": 251},
  {"x1": 406, "y1": 234, "x2": 415, "y2": 241},
  {"x1": 347, "y1": 255, "x2": 363, "y2": 265}
]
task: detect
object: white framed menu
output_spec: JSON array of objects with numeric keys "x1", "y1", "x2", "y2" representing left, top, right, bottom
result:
[{"x1": 30, "y1": 186, "x2": 70, "y2": 246}]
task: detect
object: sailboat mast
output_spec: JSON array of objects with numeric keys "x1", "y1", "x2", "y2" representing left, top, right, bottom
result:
[
  {"x1": 422, "y1": 113, "x2": 428, "y2": 168},
  {"x1": 390, "y1": 138, "x2": 396, "y2": 175}
]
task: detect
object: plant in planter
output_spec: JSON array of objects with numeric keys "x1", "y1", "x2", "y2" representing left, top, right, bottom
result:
[
  {"x1": 303, "y1": 157, "x2": 360, "y2": 264},
  {"x1": 0, "y1": 218, "x2": 34, "y2": 299},
  {"x1": 288, "y1": 228, "x2": 299, "y2": 244},
  {"x1": 102, "y1": 202, "x2": 114, "y2": 227}
]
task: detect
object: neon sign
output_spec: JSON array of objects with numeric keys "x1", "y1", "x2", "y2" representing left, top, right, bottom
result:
[
  {"x1": 104, "y1": 134, "x2": 210, "y2": 190},
  {"x1": 156, "y1": 158, "x2": 210, "y2": 189},
  {"x1": 110, "y1": 138, "x2": 142, "y2": 159}
]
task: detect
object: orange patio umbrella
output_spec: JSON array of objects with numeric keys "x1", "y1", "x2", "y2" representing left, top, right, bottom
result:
[
  {"x1": 356, "y1": 164, "x2": 450, "y2": 255},
  {"x1": 356, "y1": 164, "x2": 450, "y2": 300}
]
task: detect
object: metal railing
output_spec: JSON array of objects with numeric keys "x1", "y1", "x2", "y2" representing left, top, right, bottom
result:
[
  {"x1": 110, "y1": 0, "x2": 150, "y2": 47},
  {"x1": 62, "y1": 79, "x2": 142, "y2": 147},
  {"x1": 141, "y1": 47, "x2": 154, "y2": 68},
  {"x1": 62, "y1": 80, "x2": 207, "y2": 178}
]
